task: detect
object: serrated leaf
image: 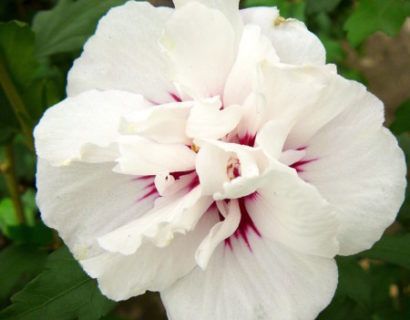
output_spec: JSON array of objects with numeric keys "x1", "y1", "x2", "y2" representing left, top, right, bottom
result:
[
  {"x1": 344, "y1": 0, "x2": 410, "y2": 47},
  {"x1": 242, "y1": 0, "x2": 306, "y2": 21},
  {"x1": 0, "y1": 244, "x2": 47, "y2": 306},
  {"x1": 0, "y1": 246, "x2": 116, "y2": 320},
  {"x1": 359, "y1": 234, "x2": 410, "y2": 269},
  {"x1": 32, "y1": 0, "x2": 127, "y2": 57},
  {"x1": 390, "y1": 100, "x2": 410, "y2": 135}
]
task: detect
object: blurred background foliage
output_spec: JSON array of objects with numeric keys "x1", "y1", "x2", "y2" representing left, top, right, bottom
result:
[{"x1": 0, "y1": 0, "x2": 409, "y2": 319}]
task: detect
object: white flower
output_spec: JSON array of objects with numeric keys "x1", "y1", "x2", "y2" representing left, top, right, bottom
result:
[{"x1": 34, "y1": 1, "x2": 407, "y2": 319}]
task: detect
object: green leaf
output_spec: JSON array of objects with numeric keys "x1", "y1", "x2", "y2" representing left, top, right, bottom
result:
[
  {"x1": 359, "y1": 234, "x2": 410, "y2": 270},
  {"x1": 33, "y1": 0, "x2": 127, "y2": 57},
  {"x1": 0, "y1": 21, "x2": 36, "y2": 142},
  {"x1": 7, "y1": 223, "x2": 54, "y2": 246},
  {"x1": 305, "y1": 0, "x2": 342, "y2": 14},
  {"x1": 344, "y1": 0, "x2": 410, "y2": 47},
  {"x1": 0, "y1": 21, "x2": 58, "y2": 145},
  {"x1": 390, "y1": 100, "x2": 410, "y2": 135},
  {"x1": 242, "y1": 0, "x2": 306, "y2": 21},
  {"x1": 318, "y1": 34, "x2": 345, "y2": 64},
  {"x1": 0, "y1": 188, "x2": 37, "y2": 231},
  {"x1": 396, "y1": 134, "x2": 410, "y2": 223},
  {"x1": 336, "y1": 257, "x2": 372, "y2": 307},
  {"x1": 339, "y1": 66, "x2": 367, "y2": 85},
  {"x1": 0, "y1": 246, "x2": 116, "y2": 320},
  {"x1": 0, "y1": 244, "x2": 47, "y2": 306}
]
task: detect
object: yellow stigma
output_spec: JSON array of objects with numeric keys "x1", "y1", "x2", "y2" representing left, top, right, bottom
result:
[
  {"x1": 191, "y1": 144, "x2": 200, "y2": 153},
  {"x1": 273, "y1": 16, "x2": 286, "y2": 27}
]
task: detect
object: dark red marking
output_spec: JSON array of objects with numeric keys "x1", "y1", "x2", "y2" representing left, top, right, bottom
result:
[
  {"x1": 137, "y1": 182, "x2": 159, "y2": 201},
  {"x1": 233, "y1": 167, "x2": 240, "y2": 178},
  {"x1": 188, "y1": 175, "x2": 200, "y2": 191},
  {"x1": 221, "y1": 194, "x2": 261, "y2": 252},
  {"x1": 169, "y1": 92, "x2": 182, "y2": 102},
  {"x1": 170, "y1": 170, "x2": 195, "y2": 180},
  {"x1": 290, "y1": 158, "x2": 317, "y2": 173},
  {"x1": 133, "y1": 175, "x2": 155, "y2": 181},
  {"x1": 239, "y1": 133, "x2": 256, "y2": 147}
]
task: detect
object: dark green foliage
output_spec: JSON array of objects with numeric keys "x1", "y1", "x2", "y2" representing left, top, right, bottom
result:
[
  {"x1": 344, "y1": 0, "x2": 410, "y2": 47},
  {"x1": 33, "y1": 0, "x2": 127, "y2": 57},
  {"x1": 0, "y1": 247, "x2": 116, "y2": 320},
  {"x1": 0, "y1": 245, "x2": 47, "y2": 307},
  {"x1": 391, "y1": 100, "x2": 410, "y2": 135}
]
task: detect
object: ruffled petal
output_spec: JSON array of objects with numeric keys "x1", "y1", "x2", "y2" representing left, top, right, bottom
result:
[
  {"x1": 161, "y1": 2, "x2": 236, "y2": 98},
  {"x1": 261, "y1": 64, "x2": 329, "y2": 129},
  {"x1": 162, "y1": 235, "x2": 337, "y2": 320},
  {"x1": 186, "y1": 97, "x2": 242, "y2": 140},
  {"x1": 173, "y1": 0, "x2": 242, "y2": 36},
  {"x1": 241, "y1": 7, "x2": 326, "y2": 65},
  {"x1": 223, "y1": 24, "x2": 279, "y2": 107},
  {"x1": 67, "y1": 2, "x2": 175, "y2": 103},
  {"x1": 285, "y1": 72, "x2": 361, "y2": 149},
  {"x1": 114, "y1": 136, "x2": 196, "y2": 176},
  {"x1": 195, "y1": 201, "x2": 241, "y2": 269},
  {"x1": 98, "y1": 187, "x2": 213, "y2": 255},
  {"x1": 299, "y1": 88, "x2": 406, "y2": 254},
  {"x1": 120, "y1": 101, "x2": 193, "y2": 144},
  {"x1": 246, "y1": 169, "x2": 339, "y2": 258},
  {"x1": 81, "y1": 212, "x2": 217, "y2": 301},
  {"x1": 34, "y1": 90, "x2": 149, "y2": 166},
  {"x1": 36, "y1": 159, "x2": 155, "y2": 260}
]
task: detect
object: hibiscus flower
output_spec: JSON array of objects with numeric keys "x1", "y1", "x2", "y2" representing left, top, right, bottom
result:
[{"x1": 34, "y1": 1, "x2": 407, "y2": 319}]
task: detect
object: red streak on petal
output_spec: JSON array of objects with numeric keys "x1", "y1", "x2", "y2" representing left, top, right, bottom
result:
[
  {"x1": 133, "y1": 175, "x2": 155, "y2": 181},
  {"x1": 169, "y1": 92, "x2": 182, "y2": 102},
  {"x1": 221, "y1": 193, "x2": 261, "y2": 252},
  {"x1": 239, "y1": 133, "x2": 256, "y2": 147},
  {"x1": 290, "y1": 158, "x2": 318, "y2": 173},
  {"x1": 137, "y1": 185, "x2": 159, "y2": 202},
  {"x1": 170, "y1": 170, "x2": 195, "y2": 180},
  {"x1": 188, "y1": 175, "x2": 200, "y2": 191}
]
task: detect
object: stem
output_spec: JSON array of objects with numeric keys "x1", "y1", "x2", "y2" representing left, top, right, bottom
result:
[
  {"x1": 1, "y1": 144, "x2": 26, "y2": 224},
  {"x1": 0, "y1": 56, "x2": 34, "y2": 152}
]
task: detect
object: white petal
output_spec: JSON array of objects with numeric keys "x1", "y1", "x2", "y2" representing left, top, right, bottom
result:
[
  {"x1": 241, "y1": 7, "x2": 326, "y2": 65},
  {"x1": 36, "y1": 159, "x2": 155, "y2": 260},
  {"x1": 114, "y1": 137, "x2": 196, "y2": 176},
  {"x1": 162, "y1": 235, "x2": 337, "y2": 320},
  {"x1": 285, "y1": 73, "x2": 364, "y2": 149},
  {"x1": 161, "y1": 2, "x2": 236, "y2": 98},
  {"x1": 223, "y1": 24, "x2": 278, "y2": 107},
  {"x1": 255, "y1": 120, "x2": 290, "y2": 159},
  {"x1": 195, "y1": 201, "x2": 241, "y2": 269},
  {"x1": 261, "y1": 64, "x2": 329, "y2": 128},
  {"x1": 186, "y1": 97, "x2": 242, "y2": 140},
  {"x1": 34, "y1": 90, "x2": 149, "y2": 166},
  {"x1": 237, "y1": 91, "x2": 267, "y2": 141},
  {"x1": 173, "y1": 0, "x2": 242, "y2": 36},
  {"x1": 300, "y1": 88, "x2": 406, "y2": 254},
  {"x1": 81, "y1": 212, "x2": 217, "y2": 301},
  {"x1": 246, "y1": 170, "x2": 339, "y2": 258},
  {"x1": 120, "y1": 101, "x2": 193, "y2": 144},
  {"x1": 195, "y1": 143, "x2": 231, "y2": 196},
  {"x1": 67, "y1": 2, "x2": 175, "y2": 103},
  {"x1": 98, "y1": 187, "x2": 213, "y2": 255}
]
